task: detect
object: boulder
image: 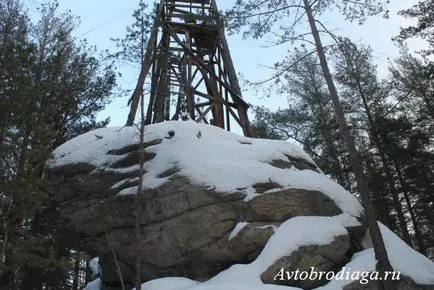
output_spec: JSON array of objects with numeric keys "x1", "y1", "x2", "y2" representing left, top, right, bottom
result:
[{"x1": 45, "y1": 121, "x2": 366, "y2": 289}]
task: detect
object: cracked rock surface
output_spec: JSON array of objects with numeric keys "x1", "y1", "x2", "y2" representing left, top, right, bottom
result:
[{"x1": 45, "y1": 123, "x2": 366, "y2": 289}]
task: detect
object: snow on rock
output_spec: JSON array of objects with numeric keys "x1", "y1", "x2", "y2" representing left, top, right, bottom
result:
[
  {"x1": 47, "y1": 121, "x2": 362, "y2": 217},
  {"x1": 206, "y1": 215, "x2": 349, "y2": 285},
  {"x1": 48, "y1": 126, "x2": 138, "y2": 168},
  {"x1": 83, "y1": 278, "x2": 101, "y2": 290},
  {"x1": 140, "y1": 277, "x2": 199, "y2": 289},
  {"x1": 83, "y1": 257, "x2": 101, "y2": 290},
  {"x1": 228, "y1": 222, "x2": 249, "y2": 241},
  {"x1": 254, "y1": 216, "x2": 348, "y2": 273},
  {"x1": 133, "y1": 217, "x2": 434, "y2": 290},
  {"x1": 89, "y1": 257, "x2": 100, "y2": 278}
]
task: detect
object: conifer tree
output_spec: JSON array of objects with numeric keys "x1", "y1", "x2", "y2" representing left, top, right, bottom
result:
[
  {"x1": 226, "y1": 2, "x2": 396, "y2": 288},
  {"x1": 332, "y1": 38, "x2": 413, "y2": 245},
  {"x1": 0, "y1": 0, "x2": 116, "y2": 287},
  {"x1": 251, "y1": 49, "x2": 352, "y2": 191},
  {"x1": 398, "y1": 0, "x2": 434, "y2": 56}
]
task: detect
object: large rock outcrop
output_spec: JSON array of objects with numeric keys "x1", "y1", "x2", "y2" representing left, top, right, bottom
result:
[{"x1": 45, "y1": 121, "x2": 434, "y2": 290}]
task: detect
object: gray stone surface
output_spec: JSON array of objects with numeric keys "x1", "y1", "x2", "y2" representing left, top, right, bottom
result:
[{"x1": 249, "y1": 189, "x2": 342, "y2": 221}]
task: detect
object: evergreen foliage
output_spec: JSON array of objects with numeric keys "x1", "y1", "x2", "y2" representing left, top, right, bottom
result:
[
  {"x1": 398, "y1": 0, "x2": 434, "y2": 55},
  {"x1": 0, "y1": 0, "x2": 116, "y2": 288},
  {"x1": 247, "y1": 13, "x2": 434, "y2": 261}
]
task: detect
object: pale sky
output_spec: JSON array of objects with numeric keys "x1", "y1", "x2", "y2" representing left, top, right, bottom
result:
[{"x1": 26, "y1": 0, "x2": 427, "y2": 129}]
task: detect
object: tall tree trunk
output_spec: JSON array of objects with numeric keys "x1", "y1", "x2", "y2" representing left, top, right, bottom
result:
[
  {"x1": 0, "y1": 122, "x2": 32, "y2": 288},
  {"x1": 307, "y1": 77, "x2": 348, "y2": 187},
  {"x1": 393, "y1": 159, "x2": 427, "y2": 255},
  {"x1": 340, "y1": 51, "x2": 413, "y2": 245},
  {"x1": 0, "y1": 214, "x2": 19, "y2": 289},
  {"x1": 375, "y1": 152, "x2": 411, "y2": 244},
  {"x1": 135, "y1": 79, "x2": 146, "y2": 290},
  {"x1": 365, "y1": 160, "x2": 396, "y2": 230},
  {"x1": 0, "y1": 199, "x2": 11, "y2": 287},
  {"x1": 302, "y1": 1, "x2": 395, "y2": 289}
]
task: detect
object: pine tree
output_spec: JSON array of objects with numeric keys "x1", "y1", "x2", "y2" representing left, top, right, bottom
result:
[
  {"x1": 226, "y1": 1, "x2": 395, "y2": 287},
  {"x1": 392, "y1": 1, "x2": 434, "y2": 254},
  {"x1": 251, "y1": 48, "x2": 353, "y2": 191},
  {"x1": 389, "y1": 46, "x2": 434, "y2": 122},
  {"x1": 375, "y1": 115, "x2": 433, "y2": 257},
  {"x1": 109, "y1": 0, "x2": 154, "y2": 126},
  {"x1": 398, "y1": 0, "x2": 434, "y2": 56},
  {"x1": 332, "y1": 38, "x2": 414, "y2": 245},
  {"x1": 0, "y1": 1, "x2": 116, "y2": 288},
  {"x1": 385, "y1": 46, "x2": 434, "y2": 258}
]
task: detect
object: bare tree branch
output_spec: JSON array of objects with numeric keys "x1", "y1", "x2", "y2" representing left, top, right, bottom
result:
[{"x1": 105, "y1": 228, "x2": 125, "y2": 290}]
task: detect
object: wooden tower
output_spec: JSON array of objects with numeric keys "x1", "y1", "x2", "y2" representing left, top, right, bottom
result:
[{"x1": 126, "y1": 0, "x2": 252, "y2": 137}]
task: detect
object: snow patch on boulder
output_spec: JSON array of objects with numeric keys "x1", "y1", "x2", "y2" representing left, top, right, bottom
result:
[{"x1": 47, "y1": 121, "x2": 362, "y2": 217}]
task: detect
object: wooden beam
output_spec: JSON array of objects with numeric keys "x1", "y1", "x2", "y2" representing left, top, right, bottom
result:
[
  {"x1": 146, "y1": 37, "x2": 163, "y2": 125},
  {"x1": 163, "y1": 23, "x2": 249, "y2": 108},
  {"x1": 196, "y1": 105, "x2": 213, "y2": 122},
  {"x1": 167, "y1": 5, "x2": 211, "y2": 11},
  {"x1": 212, "y1": 0, "x2": 252, "y2": 136},
  {"x1": 227, "y1": 107, "x2": 242, "y2": 127},
  {"x1": 195, "y1": 101, "x2": 211, "y2": 107},
  {"x1": 185, "y1": 31, "x2": 194, "y2": 119},
  {"x1": 153, "y1": 31, "x2": 170, "y2": 123},
  {"x1": 193, "y1": 76, "x2": 204, "y2": 90},
  {"x1": 193, "y1": 90, "x2": 237, "y2": 108}
]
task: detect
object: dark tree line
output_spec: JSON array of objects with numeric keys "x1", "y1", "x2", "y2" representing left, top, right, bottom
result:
[
  {"x1": 242, "y1": 0, "x2": 434, "y2": 262},
  {"x1": 0, "y1": 0, "x2": 116, "y2": 288}
]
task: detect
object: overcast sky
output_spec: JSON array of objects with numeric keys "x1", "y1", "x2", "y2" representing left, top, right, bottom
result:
[{"x1": 27, "y1": 0, "x2": 427, "y2": 129}]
